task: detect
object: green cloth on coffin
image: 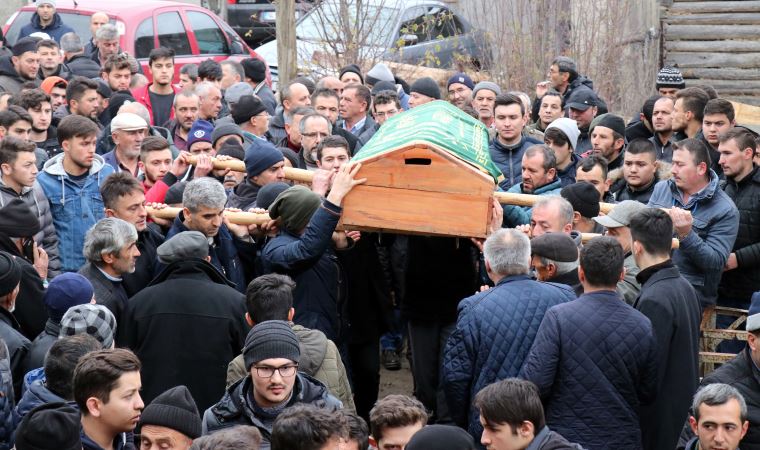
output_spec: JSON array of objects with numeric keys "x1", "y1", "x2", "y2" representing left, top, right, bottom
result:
[{"x1": 352, "y1": 100, "x2": 503, "y2": 183}]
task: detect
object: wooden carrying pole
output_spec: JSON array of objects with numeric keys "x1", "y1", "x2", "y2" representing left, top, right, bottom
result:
[
  {"x1": 188, "y1": 157, "x2": 616, "y2": 213},
  {"x1": 581, "y1": 233, "x2": 680, "y2": 249}
]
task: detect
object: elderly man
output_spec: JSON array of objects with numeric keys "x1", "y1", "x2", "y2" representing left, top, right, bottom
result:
[
  {"x1": 298, "y1": 113, "x2": 331, "y2": 171},
  {"x1": 196, "y1": 81, "x2": 223, "y2": 122},
  {"x1": 0, "y1": 38, "x2": 40, "y2": 95},
  {"x1": 593, "y1": 200, "x2": 647, "y2": 305},
  {"x1": 269, "y1": 81, "x2": 311, "y2": 145},
  {"x1": 530, "y1": 232, "x2": 582, "y2": 296},
  {"x1": 102, "y1": 113, "x2": 148, "y2": 177},
  {"x1": 119, "y1": 231, "x2": 247, "y2": 412},
  {"x1": 443, "y1": 228, "x2": 576, "y2": 441},
  {"x1": 340, "y1": 84, "x2": 375, "y2": 142},
  {"x1": 83, "y1": 12, "x2": 109, "y2": 55},
  {"x1": 90, "y1": 23, "x2": 120, "y2": 67},
  {"x1": 78, "y1": 217, "x2": 140, "y2": 322},
  {"x1": 138, "y1": 385, "x2": 202, "y2": 450},
  {"x1": 232, "y1": 95, "x2": 270, "y2": 145},
  {"x1": 502, "y1": 145, "x2": 562, "y2": 228},
  {"x1": 166, "y1": 177, "x2": 256, "y2": 293},
  {"x1": 526, "y1": 196, "x2": 576, "y2": 239},
  {"x1": 648, "y1": 138, "x2": 739, "y2": 306},
  {"x1": 60, "y1": 32, "x2": 101, "y2": 79}
]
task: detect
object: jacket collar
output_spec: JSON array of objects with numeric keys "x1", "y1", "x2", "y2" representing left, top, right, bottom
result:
[
  {"x1": 667, "y1": 169, "x2": 721, "y2": 208},
  {"x1": 150, "y1": 258, "x2": 235, "y2": 288},
  {"x1": 0, "y1": 307, "x2": 19, "y2": 330},
  {"x1": 526, "y1": 426, "x2": 551, "y2": 450},
  {"x1": 495, "y1": 274, "x2": 532, "y2": 286},
  {"x1": 522, "y1": 177, "x2": 561, "y2": 195}
]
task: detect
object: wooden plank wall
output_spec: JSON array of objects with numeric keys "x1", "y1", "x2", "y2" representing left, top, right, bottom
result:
[{"x1": 663, "y1": 1, "x2": 760, "y2": 106}]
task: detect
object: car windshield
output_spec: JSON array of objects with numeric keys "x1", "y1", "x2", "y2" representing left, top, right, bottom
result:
[
  {"x1": 5, "y1": 11, "x2": 97, "y2": 46},
  {"x1": 296, "y1": 1, "x2": 397, "y2": 47}
]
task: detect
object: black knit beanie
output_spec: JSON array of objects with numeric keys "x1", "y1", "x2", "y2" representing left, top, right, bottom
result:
[
  {"x1": 406, "y1": 424, "x2": 476, "y2": 450},
  {"x1": 561, "y1": 181, "x2": 601, "y2": 219},
  {"x1": 139, "y1": 385, "x2": 202, "y2": 439},
  {"x1": 410, "y1": 77, "x2": 441, "y2": 100},
  {"x1": 0, "y1": 252, "x2": 21, "y2": 298},
  {"x1": 0, "y1": 198, "x2": 41, "y2": 237},
  {"x1": 243, "y1": 320, "x2": 301, "y2": 370}
]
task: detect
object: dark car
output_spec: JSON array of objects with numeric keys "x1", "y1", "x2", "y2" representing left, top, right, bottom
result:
[{"x1": 226, "y1": 0, "x2": 315, "y2": 47}]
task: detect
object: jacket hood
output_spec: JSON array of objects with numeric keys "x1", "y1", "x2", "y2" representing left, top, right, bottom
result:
[
  {"x1": 229, "y1": 180, "x2": 260, "y2": 205},
  {"x1": 0, "y1": 176, "x2": 33, "y2": 198},
  {"x1": 608, "y1": 161, "x2": 672, "y2": 184},
  {"x1": 291, "y1": 324, "x2": 328, "y2": 374},
  {"x1": 0, "y1": 56, "x2": 21, "y2": 81},
  {"x1": 30, "y1": 12, "x2": 65, "y2": 30},
  {"x1": 17, "y1": 380, "x2": 69, "y2": 418},
  {"x1": 42, "y1": 152, "x2": 107, "y2": 177},
  {"x1": 571, "y1": 75, "x2": 594, "y2": 91}
]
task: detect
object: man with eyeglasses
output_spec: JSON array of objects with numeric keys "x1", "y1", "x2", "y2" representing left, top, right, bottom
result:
[
  {"x1": 298, "y1": 113, "x2": 331, "y2": 171},
  {"x1": 203, "y1": 320, "x2": 342, "y2": 446}
]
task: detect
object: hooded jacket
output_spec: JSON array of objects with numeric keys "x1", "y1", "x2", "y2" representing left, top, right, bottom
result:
[
  {"x1": 501, "y1": 178, "x2": 563, "y2": 227},
  {"x1": 65, "y1": 54, "x2": 102, "y2": 79},
  {"x1": 36, "y1": 153, "x2": 115, "y2": 272},
  {"x1": 202, "y1": 373, "x2": 342, "y2": 448},
  {"x1": 24, "y1": 319, "x2": 59, "y2": 375},
  {"x1": 118, "y1": 258, "x2": 248, "y2": 413},
  {"x1": 226, "y1": 323, "x2": 355, "y2": 411},
  {"x1": 267, "y1": 107, "x2": 287, "y2": 147},
  {"x1": 14, "y1": 378, "x2": 76, "y2": 421},
  {"x1": 489, "y1": 135, "x2": 542, "y2": 190},
  {"x1": 18, "y1": 12, "x2": 74, "y2": 43},
  {"x1": 0, "y1": 179, "x2": 61, "y2": 278},
  {"x1": 647, "y1": 170, "x2": 739, "y2": 305},
  {"x1": 226, "y1": 179, "x2": 261, "y2": 212},
  {"x1": 0, "y1": 56, "x2": 33, "y2": 95}
]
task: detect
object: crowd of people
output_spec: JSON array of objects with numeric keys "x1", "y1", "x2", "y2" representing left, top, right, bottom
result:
[{"x1": 0, "y1": 1, "x2": 758, "y2": 449}]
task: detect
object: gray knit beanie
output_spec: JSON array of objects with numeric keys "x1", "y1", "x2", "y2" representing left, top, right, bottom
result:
[{"x1": 243, "y1": 320, "x2": 301, "y2": 370}]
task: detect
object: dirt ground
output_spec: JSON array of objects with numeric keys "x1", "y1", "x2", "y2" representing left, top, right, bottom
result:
[{"x1": 378, "y1": 356, "x2": 414, "y2": 398}]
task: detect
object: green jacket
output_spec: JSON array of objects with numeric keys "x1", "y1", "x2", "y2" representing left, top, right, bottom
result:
[
  {"x1": 226, "y1": 323, "x2": 355, "y2": 411},
  {"x1": 618, "y1": 253, "x2": 641, "y2": 306}
]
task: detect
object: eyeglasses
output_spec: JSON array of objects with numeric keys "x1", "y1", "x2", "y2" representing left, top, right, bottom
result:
[
  {"x1": 253, "y1": 364, "x2": 298, "y2": 378},
  {"x1": 302, "y1": 131, "x2": 329, "y2": 139}
]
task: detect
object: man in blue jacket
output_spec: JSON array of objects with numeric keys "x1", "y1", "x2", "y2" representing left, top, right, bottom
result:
[
  {"x1": 489, "y1": 94, "x2": 541, "y2": 190},
  {"x1": 520, "y1": 236, "x2": 658, "y2": 450},
  {"x1": 501, "y1": 145, "x2": 562, "y2": 228},
  {"x1": 442, "y1": 228, "x2": 576, "y2": 441},
  {"x1": 18, "y1": 0, "x2": 74, "y2": 44},
  {"x1": 647, "y1": 138, "x2": 739, "y2": 306},
  {"x1": 37, "y1": 115, "x2": 114, "y2": 272}
]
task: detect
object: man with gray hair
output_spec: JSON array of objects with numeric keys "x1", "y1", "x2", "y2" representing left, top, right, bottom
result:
[
  {"x1": 77, "y1": 217, "x2": 140, "y2": 322},
  {"x1": 90, "y1": 23, "x2": 120, "y2": 66},
  {"x1": 442, "y1": 228, "x2": 576, "y2": 441},
  {"x1": 60, "y1": 32, "x2": 101, "y2": 79},
  {"x1": 196, "y1": 81, "x2": 223, "y2": 122},
  {"x1": 164, "y1": 177, "x2": 256, "y2": 293},
  {"x1": 268, "y1": 81, "x2": 312, "y2": 145},
  {"x1": 682, "y1": 384, "x2": 748, "y2": 450}
]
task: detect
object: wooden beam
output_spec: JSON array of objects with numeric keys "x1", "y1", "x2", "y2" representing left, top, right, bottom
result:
[
  {"x1": 668, "y1": 1, "x2": 760, "y2": 14},
  {"x1": 581, "y1": 233, "x2": 680, "y2": 249},
  {"x1": 680, "y1": 68, "x2": 760, "y2": 80},
  {"x1": 665, "y1": 12, "x2": 760, "y2": 25},
  {"x1": 665, "y1": 52, "x2": 760, "y2": 68},
  {"x1": 275, "y1": 0, "x2": 297, "y2": 86},
  {"x1": 665, "y1": 24, "x2": 760, "y2": 40},
  {"x1": 666, "y1": 40, "x2": 760, "y2": 53}
]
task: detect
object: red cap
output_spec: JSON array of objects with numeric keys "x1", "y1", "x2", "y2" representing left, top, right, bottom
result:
[{"x1": 40, "y1": 76, "x2": 68, "y2": 94}]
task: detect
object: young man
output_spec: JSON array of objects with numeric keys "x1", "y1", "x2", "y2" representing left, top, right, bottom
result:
[
  {"x1": 610, "y1": 138, "x2": 661, "y2": 204},
  {"x1": 489, "y1": 94, "x2": 542, "y2": 189},
  {"x1": 225, "y1": 273, "x2": 353, "y2": 410},
  {"x1": 502, "y1": 145, "x2": 562, "y2": 228},
  {"x1": 475, "y1": 379, "x2": 583, "y2": 450},
  {"x1": 36, "y1": 39, "x2": 69, "y2": 80},
  {"x1": 649, "y1": 96, "x2": 675, "y2": 162},
  {"x1": 628, "y1": 208, "x2": 701, "y2": 450},
  {"x1": 702, "y1": 98, "x2": 735, "y2": 178},
  {"x1": 0, "y1": 251, "x2": 32, "y2": 398},
  {"x1": 270, "y1": 404, "x2": 348, "y2": 450},
  {"x1": 103, "y1": 112, "x2": 148, "y2": 177},
  {"x1": 132, "y1": 47, "x2": 179, "y2": 127},
  {"x1": 178, "y1": 64, "x2": 198, "y2": 92},
  {"x1": 18, "y1": 0, "x2": 74, "y2": 43},
  {"x1": 575, "y1": 156, "x2": 612, "y2": 202},
  {"x1": 101, "y1": 54, "x2": 132, "y2": 93},
  {"x1": 520, "y1": 237, "x2": 658, "y2": 450},
  {"x1": 655, "y1": 66, "x2": 685, "y2": 98},
  {"x1": 560, "y1": 181, "x2": 604, "y2": 235},
  {"x1": 368, "y1": 395, "x2": 427, "y2": 450},
  {"x1": 471, "y1": 81, "x2": 501, "y2": 129},
  {"x1": 37, "y1": 115, "x2": 115, "y2": 272},
  {"x1": 11, "y1": 88, "x2": 59, "y2": 158},
  {"x1": 587, "y1": 113, "x2": 626, "y2": 171},
  {"x1": 544, "y1": 117, "x2": 580, "y2": 186},
  {"x1": 442, "y1": 229, "x2": 575, "y2": 440},
  {"x1": 138, "y1": 135, "x2": 189, "y2": 204},
  {"x1": 40, "y1": 75, "x2": 68, "y2": 112},
  {"x1": 373, "y1": 90, "x2": 403, "y2": 127},
  {"x1": 531, "y1": 91, "x2": 563, "y2": 133},
  {"x1": 203, "y1": 321, "x2": 342, "y2": 445},
  {"x1": 62, "y1": 77, "x2": 102, "y2": 127},
  {"x1": 0, "y1": 38, "x2": 40, "y2": 95},
  {"x1": 648, "y1": 138, "x2": 739, "y2": 306},
  {"x1": 241, "y1": 58, "x2": 276, "y2": 114},
  {"x1": 73, "y1": 348, "x2": 144, "y2": 450},
  {"x1": 138, "y1": 386, "x2": 201, "y2": 450},
  {"x1": 683, "y1": 384, "x2": 749, "y2": 450},
  {"x1": 78, "y1": 218, "x2": 140, "y2": 322},
  {"x1": 101, "y1": 172, "x2": 165, "y2": 296},
  {"x1": 0, "y1": 135, "x2": 60, "y2": 278},
  {"x1": 672, "y1": 87, "x2": 709, "y2": 141},
  {"x1": 316, "y1": 135, "x2": 350, "y2": 173}
]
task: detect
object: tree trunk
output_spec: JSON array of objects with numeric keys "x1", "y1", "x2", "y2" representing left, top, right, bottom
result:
[{"x1": 276, "y1": 0, "x2": 297, "y2": 86}]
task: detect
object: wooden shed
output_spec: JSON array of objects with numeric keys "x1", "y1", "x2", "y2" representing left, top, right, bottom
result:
[{"x1": 340, "y1": 101, "x2": 501, "y2": 238}]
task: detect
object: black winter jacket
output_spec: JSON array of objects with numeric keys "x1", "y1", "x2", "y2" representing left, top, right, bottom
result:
[
  {"x1": 65, "y1": 54, "x2": 102, "y2": 79},
  {"x1": 719, "y1": 166, "x2": 760, "y2": 305},
  {"x1": 121, "y1": 224, "x2": 164, "y2": 297}
]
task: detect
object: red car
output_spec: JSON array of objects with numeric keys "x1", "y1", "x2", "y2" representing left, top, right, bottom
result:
[{"x1": 2, "y1": 0, "x2": 269, "y2": 84}]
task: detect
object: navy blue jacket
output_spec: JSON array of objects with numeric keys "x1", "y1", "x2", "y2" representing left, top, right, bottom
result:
[
  {"x1": 520, "y1": 290, "x2": 658, "y2": 450},
  {"x1": 165, "y1": 212, "x2": 256, "y2": 293},
  {"x1": 648, "y1": 170, "x2": 739, "y2": 305},
  {"x1": 18, "y1": 13, "x2": 74, "y2": 43},
  {"x1": 489, "y1": 135, "x2": 542, "y2": 190},
  {"x1": 442, "y1": 275, "x2": 576, "y2": 439},
  {"x1": 260, "y1": 200, "x2": 344, "y2": 342}
]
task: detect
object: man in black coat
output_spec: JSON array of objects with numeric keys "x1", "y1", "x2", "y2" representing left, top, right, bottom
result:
[
  {"x1": 118, "y1": 231, "x2": 248, "y2": 413},
  {"x1": 0, "y1": 252, "x2": 31, "y2": 401},
  {"x1": 718, "y1": 128, "x2": 760, "y2": 352},
  {"x1": 630, "y1": 209, "x2": 702, "y2": 450}
]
